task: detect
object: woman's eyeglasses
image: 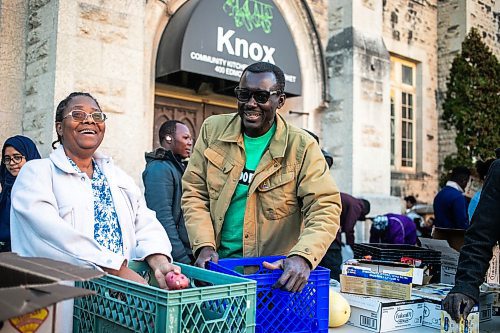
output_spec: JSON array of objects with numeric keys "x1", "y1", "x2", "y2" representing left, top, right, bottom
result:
[
  {"x1": 234, "y1": 87, "x2": 281, "y2": 104},
  {"x1": 63, "y1": 110, "x2": 107, "y2": 123},
  {"x1": 2, "y1": 155, "x2": 25, "y2": 165}
]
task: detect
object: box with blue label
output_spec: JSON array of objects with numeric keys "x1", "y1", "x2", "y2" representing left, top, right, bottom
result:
[
  {"x1": 340, "y1": 264, "x2": 413, "y2": 300},
  {"x1": 341, "y1": 292, "x2": 424, "y2": 332}
]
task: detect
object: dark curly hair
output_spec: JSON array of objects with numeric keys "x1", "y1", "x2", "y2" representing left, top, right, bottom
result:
[{"x1": 52, "y1": 92, "x2": 101, "y2": 149}]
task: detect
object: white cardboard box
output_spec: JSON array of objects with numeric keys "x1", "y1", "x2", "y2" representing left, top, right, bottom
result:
[
  {"x1": 486, "y1": 244, "x2": 499, "y2": 284},
  {"x1": 341, "y1": 292, "x2": 424, "y2": 332},
  {"x1": 412, "y1": 283, "x2": 495, "y2": 329},
  {"x1": 0, "y1": 307, "x2": 56, "y2": 333},
  {"x1": 441, "y1": 305, "x2": 479, "y2": 333},
  {"x1": 0, "y1": 253, "x2": 104, "y2": 333}
]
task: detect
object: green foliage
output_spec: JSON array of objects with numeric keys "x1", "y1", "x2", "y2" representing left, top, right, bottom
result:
[{"x1": 441, "y1": 28, "x2": 500, "y2": 184}]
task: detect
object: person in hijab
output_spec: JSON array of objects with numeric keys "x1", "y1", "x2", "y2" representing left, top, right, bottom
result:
[{"x1": 0, "y1": 135, "x2": 41, "y2": 252}]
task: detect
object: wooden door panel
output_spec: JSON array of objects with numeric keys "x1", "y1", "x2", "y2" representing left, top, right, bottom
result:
[
  {"x1": 204, "y1": 104, "x2": 236, "y2": 119},
  {"x1": 153, "y1": 95, "x2": 236, "y2": 148},
  {"x1": 153, "y1": 96, "x2": 203, "y2": 148}
]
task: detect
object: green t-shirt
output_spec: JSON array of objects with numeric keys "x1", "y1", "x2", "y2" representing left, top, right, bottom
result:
[{"x1": 218, "y1": 123, "x2": 276, "y2": 258}]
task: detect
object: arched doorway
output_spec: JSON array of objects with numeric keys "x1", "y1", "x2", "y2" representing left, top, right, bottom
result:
[{"x1": 151, "y1": 0, "x2": 307, "y2": 147}]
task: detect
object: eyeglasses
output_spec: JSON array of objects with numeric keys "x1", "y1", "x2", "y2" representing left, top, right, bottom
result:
[
  {"x1": 2, "y1": 155, "x2": 25, "y2": 165},
  {"x1": 62, "y1": 110, "x2": 107, "y2": 123},
  {"x1": 234, "y1": 87, "x2": 281, "y2": 104}
]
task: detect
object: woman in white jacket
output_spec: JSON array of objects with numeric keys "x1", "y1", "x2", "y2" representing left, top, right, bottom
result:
[{"x1": 10, "y1": 92, "x2": 179, "y2": 332}]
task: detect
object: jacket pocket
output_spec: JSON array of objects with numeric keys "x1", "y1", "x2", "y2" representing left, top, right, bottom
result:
[
  {"x1": 58, "y1": 205, "x2": 75, "y2": 227},
  {"x1": 257, "y1": 171, "x2": 299, "y2": 220},
  {"x1": 205, "y1": 148, "x2": 234, "y2": 199}
]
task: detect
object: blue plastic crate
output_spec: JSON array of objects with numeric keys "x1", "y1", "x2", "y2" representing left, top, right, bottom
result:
[
  {"x1": 208, "y1": 256, "x2": 329, "y2": 333},
  {"x1": 73, "y1": 261, "x2": 256, "y2": 333}
]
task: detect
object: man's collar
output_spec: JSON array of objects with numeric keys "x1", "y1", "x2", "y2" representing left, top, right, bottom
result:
[
  {"x1": 218, "y1": 114, "x2": 288, "y2": 158},
  {"x1": 446, "y1": 180, "x2": 464, "y2": 193}
]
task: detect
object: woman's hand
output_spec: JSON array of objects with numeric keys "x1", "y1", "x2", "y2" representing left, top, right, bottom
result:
[
  {"x1": 101, "y1": 260, "x2": 148, "y2": 285},
  {"x1": 146, "y1": 254, "x2": 181, "y2": 289}
]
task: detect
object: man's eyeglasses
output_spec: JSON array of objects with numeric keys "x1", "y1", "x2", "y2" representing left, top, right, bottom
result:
[
  {"x1": 2, "y1": 155, "x2": 25, "y2": 165},
  {"x1": 63, "y1": 110, "x2": 107, "y2": 123},
  {"x1": 234, "y1": 87, "x2": 281, "y2": 104}
]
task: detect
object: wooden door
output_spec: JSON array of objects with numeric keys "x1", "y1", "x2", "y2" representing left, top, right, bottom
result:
[{"x1": 153, "y1": 95, "x2": 236, "y2": 148}]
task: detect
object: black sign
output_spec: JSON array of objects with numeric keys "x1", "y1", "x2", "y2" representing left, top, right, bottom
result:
[{"x1": 156, "y1": 0, "x2": 302, "y2": 95}]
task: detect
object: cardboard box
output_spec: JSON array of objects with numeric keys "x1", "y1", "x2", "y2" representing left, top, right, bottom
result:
[
  {"x1": 340, "y1": 264, "x2": 412, "y2": 300},
  {"x1": 486, "y1": 244, "x2": 499, "y2": 284},
  {"x1": 341, "y1": 264, "x2": 413, "y2": 300},
  {"x1": 441, "y1": 305, "x2": 479, "y2": 333},
  {"x1": 343, "y1": 259, "x2": 426, "y2": 285},
  {"x1": 419, "y1": 238, "x2": 460, "y2": 284},
  {"x1": 413, "y1": 283, "x2": 495, "y2": 329},
  {"x1": 341, "y1": 292, "x2": 424, "y2": 332},
  {"x1": 0, "y1": 252, "x2": 104, "y2": 332}
]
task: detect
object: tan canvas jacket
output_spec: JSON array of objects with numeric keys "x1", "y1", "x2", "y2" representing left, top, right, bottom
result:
[{"x1": 182, "y1": 113, "x2": 341, "y2": 268}]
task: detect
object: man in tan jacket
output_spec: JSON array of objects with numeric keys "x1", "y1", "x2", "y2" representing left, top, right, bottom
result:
[{"x1": 182, "y1": 62, "x2": 341, "y2": 292}]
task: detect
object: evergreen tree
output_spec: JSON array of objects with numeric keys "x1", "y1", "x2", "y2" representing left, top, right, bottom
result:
[{"x1": 442, "y1": 28, "x2": 500, "y2": 176}]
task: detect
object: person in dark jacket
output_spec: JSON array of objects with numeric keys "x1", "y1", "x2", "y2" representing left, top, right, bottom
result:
[
  {"x1": 302, "y1": 129, "x2": 371, "y2": 280},
  {"x1": 320, "y1": 192, "x2": 370, "y2": 280},
  {"x1": 0, "y1": 135, "x2": 41, "y2": 252},
  {"x1": 443, "y1": 159, "x2": 500, "y2": 322},
  {"x1": 433, "y1": 166, "x2": 471, "y2": 229},
  {"x1": 369, "y1": 214, "x2": 417, "y2": 245},
  {"x1": 143, "y1": 120, "x2": 193, "y2": 264}
]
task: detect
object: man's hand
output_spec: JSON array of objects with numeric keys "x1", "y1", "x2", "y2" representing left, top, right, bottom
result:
[
  {"x1": 262, "y1": 256, "x2": 311, "y2": 292},
  {"x1": 443, "y1": 292, "x2": 476, "y2": 323},
  {"x1": 146, "y1": 254, "x2": 181, "y2": 290},
  {"x1": 194, "y1": 246, "x2": 218, "y2": 268},
  {"x1": 101, "y1": 260, "x2": 148, "y2": 286}
]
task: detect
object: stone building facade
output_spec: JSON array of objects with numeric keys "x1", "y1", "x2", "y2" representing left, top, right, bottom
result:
[{"x1": 1, "y1": 0, "x2": 498, "y2": 214}]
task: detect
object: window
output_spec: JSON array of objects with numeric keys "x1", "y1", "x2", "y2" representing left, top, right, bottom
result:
[{"x1": 390, "y1": 56, "x2": 417, "y2": 170}]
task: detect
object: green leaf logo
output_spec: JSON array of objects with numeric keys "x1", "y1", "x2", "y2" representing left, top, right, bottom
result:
[{"x1": 223, "y1": 0, "x2": 274, "y2": 34}]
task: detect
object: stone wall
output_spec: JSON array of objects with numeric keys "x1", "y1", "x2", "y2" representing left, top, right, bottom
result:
[
  {"x1": 49, "y1": 0, "x2": 152, "y2": 180},
  {"x1": 326, "y1": 0, "x2": 397, "y2": 216},
  {"x1": 437, "y1": 0, "x2": 500, "y2": 174},
  {"x1": 468, "y1": 0, "x2": 500, "y2": 56},
  {"x1": 382, "y1": 0, "x2": 439, "y2": 204},
  {"x1": 305, "y1": 0, "x2": 329, "y2": 47},
  {"x1": 23, "y1": 0, "x2": 58, "y2": 156},
  {"x1": 0, "y1": 1, "x2": 28, "y2": 147},
  {"x1": 436, "y1": 0, "x2": 466, "y2": 175}
]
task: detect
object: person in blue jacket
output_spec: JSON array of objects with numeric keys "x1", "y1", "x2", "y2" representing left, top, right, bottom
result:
[
  {"x1": 0, "y1": 135, "x2": 41, "y2": 252},
  {"x1": 143, "y1": 120, "x2": 194, "y2": 264},
  {"x1": 433, "y1": 166, "x2": 471, "y2": 229}
]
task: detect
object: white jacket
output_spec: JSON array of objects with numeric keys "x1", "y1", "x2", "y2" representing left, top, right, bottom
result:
[{"x1": 11, "y1": 145, "x2": 172, "y2": 268}]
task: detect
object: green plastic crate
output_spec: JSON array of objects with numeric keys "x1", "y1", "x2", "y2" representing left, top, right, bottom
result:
[{"x1": 73, "y1": 262, "x2": 256, "y2": 333}]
